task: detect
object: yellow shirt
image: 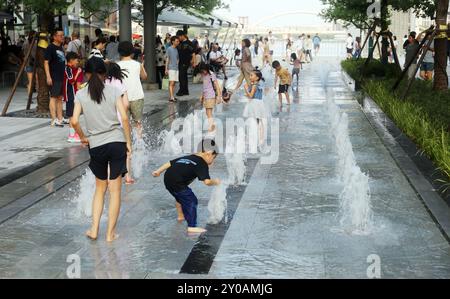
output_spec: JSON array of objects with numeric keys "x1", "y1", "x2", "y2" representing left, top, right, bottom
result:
[{"x1": 276, "y1": 68, "x2": 291, "y2": 85}]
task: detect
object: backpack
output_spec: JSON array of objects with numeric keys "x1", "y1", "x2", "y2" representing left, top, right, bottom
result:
[{"x1": 74, "y1": 40, "x2": 85, "y2": 67}]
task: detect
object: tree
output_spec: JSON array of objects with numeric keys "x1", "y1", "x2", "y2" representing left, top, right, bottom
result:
[
  {"x1": 321, "y1": 0, "x2": 435, "y2": 29},
  {"x1": 1, "y1": 0, "x2": 120, "y2": 113},
  {"x1": 321, "y1": 0, "x2": 435, "y2": 63},
  {"x1": 320, "y1": 0, "x2": 377, "y2": 30},
  {"x1": 322, "y1": 0, "x2": 448, "y2": 90},
  {"x1": 433, "y1": 0, "x2": 450, "y2": 91}
]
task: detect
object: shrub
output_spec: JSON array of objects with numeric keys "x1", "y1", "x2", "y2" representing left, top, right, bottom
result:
[{"x1": 342, "y1": 59, "x2": 450, "y2": 187}]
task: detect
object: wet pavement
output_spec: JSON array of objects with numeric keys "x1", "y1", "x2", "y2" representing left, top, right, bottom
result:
[{"x1": 0, "y1": 52, "x2": 449, "y2": 278}]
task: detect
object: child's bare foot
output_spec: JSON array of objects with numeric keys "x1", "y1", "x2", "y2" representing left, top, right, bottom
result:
[
  {"x1": 106, "y1": 233, "x2": 120, "y2": 243},
  {"x1": 187, "y1": 227, "x2": 207, "y2": 234},
  {"x1": 177, "y1": 216, "x2": 186, "y2": 222},
  {"x1": 86, "y1": 230, "x2": 98, "y2": 241}
]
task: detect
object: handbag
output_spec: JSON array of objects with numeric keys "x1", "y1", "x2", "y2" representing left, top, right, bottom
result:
[
  {"x1": 193, "y1": 73, "x2": 202, "y2": 84},
  {"x1": 162, "y1": 76, "x2": 170, "y2": 90}
]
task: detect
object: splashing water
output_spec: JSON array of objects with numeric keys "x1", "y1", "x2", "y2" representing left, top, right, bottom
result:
[
  {"x1": 158, "y1": 130, "x2": 183, "y2": 156},
  {"x1": 225, "y1": 136, "x2": 247, "y2": 186},
  {"x1": 207, "y1": 134, "x2": 250, "y2": 224},
  {"x1": 73, "y1": 168, "x2": 95, "y2": 218},
  {"x1": 158, "y1": 112, "x2": 205, "y2": 156},
  {"x1": 326, "y1": 96, "x2": 372, "y2": 235},
  {"x1": 207, "y1": 183, "x2": 229, "y2": 225},
  {"x1": 131, "y1": 129, "x2": 149, "y2": 179}
]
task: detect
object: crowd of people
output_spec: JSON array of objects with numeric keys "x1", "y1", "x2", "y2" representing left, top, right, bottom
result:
[
  {"x1": 345, "y1": 24, "x2": 450, "y2": 81},
  {"x1": 285, "y1": 33, "x2": 322, "y2": 64},
  {"x1": 160, "y1": 30, "x2": 233, "y2": 103}
]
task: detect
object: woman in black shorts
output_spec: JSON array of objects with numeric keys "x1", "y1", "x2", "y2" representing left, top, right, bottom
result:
[{"x1": 71, "y1": 57, "x2": 132, "y2": 242}]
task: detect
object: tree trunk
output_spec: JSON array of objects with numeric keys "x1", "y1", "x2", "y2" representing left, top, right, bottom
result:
[
  {"x1": 380, "y1": 0, "x2": 390, "y2": 64},
  {"x1": 433, "y1": 0, "x2": 449, "y2": 91},
  {"x1": 143, "y1": 0, "x2": 157, "y2": 84},
  {"x1": 36, "y1": 13, "x2": 53, "y2": 114},
  {"x1": 36, "y1": 47, "x2": 49, "y2": 113}
]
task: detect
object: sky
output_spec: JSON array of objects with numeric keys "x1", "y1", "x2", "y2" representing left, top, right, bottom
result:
[{"x1": 216, "y1": 0, "x2": 327, "y2": 27}]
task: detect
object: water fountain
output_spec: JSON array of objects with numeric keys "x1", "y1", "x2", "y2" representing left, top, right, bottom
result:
[
  {"x1": 326, "y1": 98, "x2": 372, "y2": 235},
  {"x1": 73, "y1": 168, "x2": 96, "y2": 218},
  {"x1": 131, "y1": 129, "x2": 149, "y2": 179},
  {"x1": 207, "y1": 183, "x2": 229, "y2": 225},
  {"x1": 225, "y1": 135, "x2": 247, "y2": 186},
  {"x1": 158, "y1": 111, "x2": 205, "y2": 156},
  {"x1": 321, "y1": 64, "x2": 372, "y2": 235},
  {"x1": 158, "y1": 130, "x2": 183, "y2": 156}
]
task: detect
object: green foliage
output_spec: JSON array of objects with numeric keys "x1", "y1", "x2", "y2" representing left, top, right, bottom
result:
[
  {"x1": 1, "y1": 0, "x2": 120, "y2": 20},
  {"x1": 321, "y1": 0, "x2": 435, "y2": 30},
  {"x1": 342, "y1": 59, "x2": 450, "y2": 186},
  {"x1": 341, "y1": 59, "x2": 401, "y2": 79}
]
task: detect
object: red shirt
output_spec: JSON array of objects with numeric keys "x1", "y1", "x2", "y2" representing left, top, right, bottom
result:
[{"x1": 63, "y1": 66, "x2": 84, "y2": 102}]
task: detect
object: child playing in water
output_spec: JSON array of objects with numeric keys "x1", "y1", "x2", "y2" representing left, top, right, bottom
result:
[
  {"x1": 290, "y1": 53, "x2": 301, "y2": 89},
  {"x1": 64, "y1": 52, "x2": 84, "y2": 143},
  {"x1": 152, "y1": 139, "x2": 221, "y2": 234},
  {"x1": 272, "y1": 60, "x2": 292, "y2": 106},
  {"x1": 105, "y1": 62, "x2": 135, "y2": 185},
  {"x1": 243, "y1": 69, "x2": 267, "y2": 148},
  {"x1": 193, "y1": 63, "x2": 222, "y2": 132}
]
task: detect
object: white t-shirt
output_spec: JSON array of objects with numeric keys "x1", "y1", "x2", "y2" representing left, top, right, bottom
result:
[
  {"x1": 106, "y1": 78, "x2": 127, "y2": 126},
  {"x1": 67, "y1": 39, "x2": 82, "y2": 56},
  {"x1": 295, "y1": 39, "x2": 303, "y2": 52},
  {"x1": 305, "y1": 38, "x2": 313, "y2": 51},
  {"x1": 346, "y1": 36, "x2": 354, "y2": 49},
  {"x1": 117, "y1": 60, "x2": 145, "y2": 102},
  {"x1": 209, "y1": 51, "x2": 223, "y2": 60}
]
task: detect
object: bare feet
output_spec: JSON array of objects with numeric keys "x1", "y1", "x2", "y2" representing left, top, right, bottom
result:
[
  {"x1": 106, "y1": 233, "x2": 120, "y2": 243},
  {"x1": 86, "y1": 230, "x2": 98, "y2": 241},
  {"x1": 187, "y1": 227, "x2": 207, "y2": 234},
  {"x1": 178, "y1": 217, "x2": 186, "y2": 222},
  {"x1": 125, "y1": 177, "x2": 136, "y2": 185}
]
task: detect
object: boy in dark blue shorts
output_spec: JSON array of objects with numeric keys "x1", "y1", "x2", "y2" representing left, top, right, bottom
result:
[{"x1": 152, "y1": 140, "x2": 221, "y2": 234}]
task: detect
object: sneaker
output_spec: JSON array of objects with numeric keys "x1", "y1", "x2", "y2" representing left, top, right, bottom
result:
[
  {"x1": 68, "y1": 133, "x2": 81, "y2": 143},
  {"x1": 73, "y1": 133, "x2": 81, "y2": 143},
  {"x1": 67, "y1": 135, "x2": 76, "y2": 143},
  {"x1": 54, "y1": 120, "x2": 64, "y2": 127},
  {"x1": 62, "y1": 118, "x2": 70, "y2": 125}
]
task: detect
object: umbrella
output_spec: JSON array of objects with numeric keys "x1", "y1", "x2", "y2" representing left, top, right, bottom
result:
[{"x1": 132, "y1": 7, "x2": 209, "y2": 28}]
